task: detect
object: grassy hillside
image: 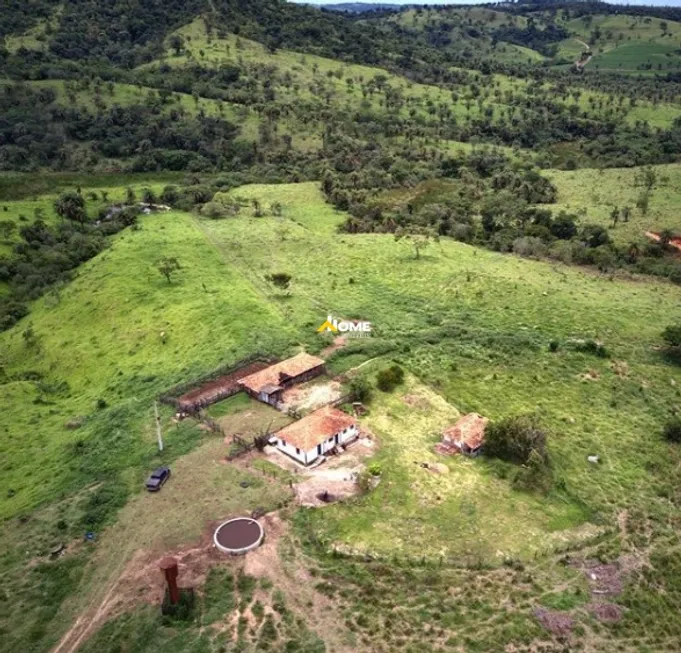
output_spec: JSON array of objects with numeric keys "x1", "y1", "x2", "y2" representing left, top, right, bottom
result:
[
  {"x1": 0, "y1": 185, "x2": 295, "y2": 520},
  {"x1": 2, "y1": 178, "x2": 681, "y2": 652},
  {"x1": 545, "y1": 163, "x2": 681, "y2": 245},
  {"x1": 4, "y1": 2, "x2": 681, "y2": 651},
  {"x1": 152, "y1": 18, "x2": 681, "y2": 136},
  {"x1": 558, "y1": 12, "x2": 681, "y2": 73}
]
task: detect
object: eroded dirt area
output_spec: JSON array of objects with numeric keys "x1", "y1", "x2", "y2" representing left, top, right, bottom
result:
[{"x1": 279, "y1": 378, "x2": 344, "y2": 414}]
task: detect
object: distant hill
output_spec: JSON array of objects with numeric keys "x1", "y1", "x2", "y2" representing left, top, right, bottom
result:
[{"x1": 315, "y1": 2, "x2": 402, "y2": 12}]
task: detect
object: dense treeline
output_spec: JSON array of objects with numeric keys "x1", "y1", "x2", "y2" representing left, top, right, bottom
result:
[
  {"x1": 0, "y1": 200, "x2": 138, "y2": 330},
  {"x1": 322, "y1": 146, "x2": 681, "y2": 284},
  {"x1": 0, "y1": 84, "x2": 255, "y2": 172}
]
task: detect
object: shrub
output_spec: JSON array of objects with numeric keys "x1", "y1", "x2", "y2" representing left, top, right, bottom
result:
[
  {"x1": 572, "y1": 339, "x2": 608, "y2": 358},
  {"x1": 159, "y1": 185, "x2": 179, "y2": 205},
  {"x1": 662, "y1": 324, "x2": 681, "y2": 348},
  {"x1": 512, "y1": 449, "x2": 553, "y2": 493},
  {"x1": 512, "y1": 236, "x2": 548, "y2": 259},
  {"x1": 549, "y1": 340, "x2": 559, "y2": 352},
  {"x1": 376, "y1": 365, "x2": 404, "y2": 392},
  {"x1": 664, "y1": 419, "x2": 681, "y2": 443}
]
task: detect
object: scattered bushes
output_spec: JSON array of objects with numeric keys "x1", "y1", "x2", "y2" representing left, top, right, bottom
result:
[
  {"x1": 79, "y1": 481, "x2": 128, "y2": 530},
  {"x1": 376, "y1": 365, "x2": 404, "y2": 392}
]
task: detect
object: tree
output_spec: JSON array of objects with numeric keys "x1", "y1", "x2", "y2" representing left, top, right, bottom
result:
[
  {"x1": 252, "y1": 199, "x2": 264, "y2": 217},
  {"x1": 126, "y1": 187, "x2": 136, "y2": 204},
  {"x1": 22, "y1": 325, "x2": 41, "y2": 349},
  {"x1": 157, "y1": 257, "x2": 181, "y2": 283},
  {"x1": 376, "y1": 365, "x2": 404, "y2": 392},
  {"x1": 141, "y1": 188, "x2": 157, "y2": 204},
  {"x1": 636, "y1": 191, "x2": 650, "y2": 216},
  {"x1": 580, "y1": 224, "x2": 610, "y2": 248},
  {"x1": 349, "y1": 376, "x2": 372, "y2": 403},
  {"x1": 271, "y1": 202, "x2": 283, "y2": 217},
  {"x1": 485, "y1": 414, "x2": 548, "y2": 466},
  {"x1": 550, "y1": 212, "x2": 577, "y2": 240},
  {"x1": 169, "y1": 35, "x2": 184, "y2": 56},
  {"x1": 0, "y1": 220, "x2": 16, "y2": 240},
  {"x1": 659, "y1": 229, "x2": 675, "y2": 248},
  {"x1": 54, "y1": 191, "x2": 87, "y2": 223},
  {"x1": 635, "y1": 166, "x2": 657, "y2": 192},
  {"x1": 610, "y1": 206, "x2": 619, "y2": 228},
  {"x1": 394, "y1": 225, "x2": 439, "y2": 259},
  {"x1": 265, "y1": 272, "x2": 291, "y2": 291}
]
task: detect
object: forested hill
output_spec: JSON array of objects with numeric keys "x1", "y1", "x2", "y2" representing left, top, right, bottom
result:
[{"x1": 4, "y1": 0, "x2": 681, "y2": 176}]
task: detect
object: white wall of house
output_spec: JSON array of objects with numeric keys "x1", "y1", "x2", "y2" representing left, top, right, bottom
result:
[
  {"x1": 276, "y1": 424, "x2": 358, "y2": 466},
  {"x1": 274, "y1": 438, "x2": 308, "y2": 465}
]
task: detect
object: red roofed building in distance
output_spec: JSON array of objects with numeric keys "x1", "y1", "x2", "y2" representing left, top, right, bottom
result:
[
  {"x1": 272, "y1": 405, "x2": 359, "y2": 465},
  {"x1": 238, "y1": 352, "x2": 325, "y2": 406},
  {"x1": 439, "y1": 413, "x2": 489, "y2": 457}
]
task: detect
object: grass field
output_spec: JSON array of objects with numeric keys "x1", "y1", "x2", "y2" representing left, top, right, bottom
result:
[
  {"x1": 2, "y1": 178, "x2": 681, "y2": 652},
  {"x1": 545, "y1": 163, "x2": 681, "y2": 245},
  {"x1": 0, "y1": 194, "x2": 295, "y2": 520}
]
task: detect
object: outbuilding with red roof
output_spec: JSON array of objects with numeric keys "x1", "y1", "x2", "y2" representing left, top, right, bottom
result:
[{"x1": 238, "y1": 352, "x2": 325, "y2": 406}]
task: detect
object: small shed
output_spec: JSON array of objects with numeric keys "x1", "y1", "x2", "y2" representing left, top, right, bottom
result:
[{"x1": 440, "y1": 413, "x2": 489, "y2": 457}]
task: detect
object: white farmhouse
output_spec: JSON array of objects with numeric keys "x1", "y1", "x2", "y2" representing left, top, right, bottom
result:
[{"x1": 272, "y1": 405, "x2": 359, "y2": 465}]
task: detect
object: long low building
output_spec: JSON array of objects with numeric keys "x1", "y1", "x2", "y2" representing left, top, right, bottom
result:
[
  {"x1": 272, "y1": 405, "x2": 359, "y2": 465},
  {"x1": 238, "y1": 352, "x2": 325, "y2": 406}
]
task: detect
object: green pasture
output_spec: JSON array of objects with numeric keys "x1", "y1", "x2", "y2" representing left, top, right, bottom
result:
[
  {"x1": 1, "y1": 177, "x2": 681, "y2": 652},
  {"x1": 545, "y1": 163, "x2": 681, "y2": 245},
  {"x1": 591, "y1": 41, "x2": 681, "y2": 73}
]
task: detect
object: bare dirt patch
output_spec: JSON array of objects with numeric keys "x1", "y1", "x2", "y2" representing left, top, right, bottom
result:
[
  {"x1": 570, "y1": 557, "x2": 637, "y2": 598},
  {"x1": 402, "y1": 394, "x2": 431, "y2": 410},
  {"x1": 578, "y1": 369, "x2": 601, "y2": 382},
  {"x1": 320, "y1": 335, "x2": 347, "y2": 358},
  {"x1": 279, "y1": 378, "x2": 343, "y2": 414},
  {"x1": 588, "y1": 601, "x2": 624, "y2": 623},
  {"x1": 534, "y1": 607, "x2": 575, "y2": 636},
  {"x1": 646, "y1": 230, "x2": 681, "y2": 254},
  {"x1": 293, "y1": 467, "x2": 361, "y2": 507}
]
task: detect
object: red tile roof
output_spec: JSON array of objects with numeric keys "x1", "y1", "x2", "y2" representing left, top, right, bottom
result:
[
  {"x1": 442, "y1": 413, "x2": 488, "y2": 450},
  {"x1": 238, "y1": 352, "x2": 325, "y2": 394},
  {"x1": 274, "y1": 405, "x2": 356, "y2": 452}
]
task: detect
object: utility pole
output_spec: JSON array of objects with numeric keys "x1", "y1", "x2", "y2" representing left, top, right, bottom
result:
[{"x1": 154, "y1": 401, "x2": 164, "y2": 452}]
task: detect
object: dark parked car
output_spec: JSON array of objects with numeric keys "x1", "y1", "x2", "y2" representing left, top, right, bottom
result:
[{"x1": 145, "y1": 466, "x2": 171, "y2": 492}]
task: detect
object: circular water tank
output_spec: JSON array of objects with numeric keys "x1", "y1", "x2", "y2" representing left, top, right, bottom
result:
[{"x1": 213, "y1": 517, "x2": 264, "y2": 555}]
